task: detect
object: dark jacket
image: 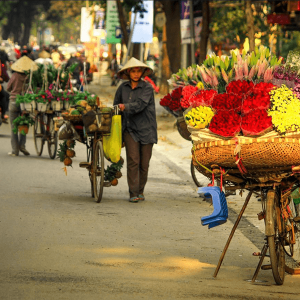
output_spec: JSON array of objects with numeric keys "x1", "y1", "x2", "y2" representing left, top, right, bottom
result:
[{"x1": 113, "y1": 80, "x2": 157, "y2": 144}]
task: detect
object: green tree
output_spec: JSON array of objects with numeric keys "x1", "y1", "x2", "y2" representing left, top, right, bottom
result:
[{"x1": 1, "y1": 1, "x2": 51, "y2": 45}]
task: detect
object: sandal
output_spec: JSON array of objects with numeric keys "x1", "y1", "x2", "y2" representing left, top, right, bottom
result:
[
  {"x1": 129, "y1": 197, "x2": 139, "y2": 203},
  {"x1": 138, "y1": 194, "x2": 145, "y2": 201}
]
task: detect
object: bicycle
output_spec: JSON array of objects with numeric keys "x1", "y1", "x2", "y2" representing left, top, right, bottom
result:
[
  {"x1": 192, "y1": 137, "x2": 300, "y2": 285},
  {"x1": 33, "y1": 109, "x2": 59, "y2": 159},
  {"x1": 62, "y1": 106, "x2": 119, "y2": 203}
]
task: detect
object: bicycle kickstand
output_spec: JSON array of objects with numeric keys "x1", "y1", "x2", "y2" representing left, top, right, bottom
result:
[{"x1": 251, "y1": 242, "x2": 269, "y2": 282}]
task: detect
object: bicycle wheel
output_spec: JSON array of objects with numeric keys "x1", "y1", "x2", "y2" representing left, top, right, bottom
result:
[
  {"x1": 282, "y1": 200, "x2": 296, "y2": 257},
  {"x1": 87, "y1": 140, "x2": 94, "y2": 198},
  {"x1": 34, "y1": 113, "x2": 45, "y2": 156},
  {"x1": 92, "y1": 140, "x2": 104, "y2": 203},
  {"x1": 47, "y1": 115, "x2": 58, "y2": 159},
  {"x1": 266, "y1": 190, "x2": 285, "y2": 285},
  {"x1": 191, "y1": 160, "x2": 202, "y2": 187}
]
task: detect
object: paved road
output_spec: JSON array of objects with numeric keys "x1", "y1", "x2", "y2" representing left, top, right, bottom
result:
[{"x1": 1, "y1": 78, "x2": 300, "y2": 299}]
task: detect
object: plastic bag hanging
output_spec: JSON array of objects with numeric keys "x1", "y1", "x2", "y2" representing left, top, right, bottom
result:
[{"x1": 103, "y1": 106, "x2": 122, "y2": 163}]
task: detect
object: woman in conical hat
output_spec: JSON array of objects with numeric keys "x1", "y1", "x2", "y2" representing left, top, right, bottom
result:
[
  {"x1": 11, "y1": 55, "x2": 38, "y2": 73},
  {"x1": 7, "y1": 56, "x2": 38, "y2": 156},
  {"x1": 113, "y1": 57, "x2": 157, "y2": 203}
]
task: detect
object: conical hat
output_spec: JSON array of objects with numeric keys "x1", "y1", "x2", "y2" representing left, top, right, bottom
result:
[
  {"x1": 38, "y1": 50, "x2": 51, "y2": 58},
  {"x1": 11, "y1": 56, "x2": 38, "y2": 73},
  {"x1": 117, "y1": 57, "x2": 153, "y2": 79}
]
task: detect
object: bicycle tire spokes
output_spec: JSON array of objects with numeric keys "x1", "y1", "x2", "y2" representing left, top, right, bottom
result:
[
  {"x1": 93, "y1": 140, "x2": 104, "y2": 203},
  {"x1": 34, "y1": 113, "x2": 45, "y2": 156},
  {"x1": 47, "y1": 115, "x2": 58, "y2": 159},
  {"x1": 266, "y1": 190, "x2": 285, "y2": 285}
]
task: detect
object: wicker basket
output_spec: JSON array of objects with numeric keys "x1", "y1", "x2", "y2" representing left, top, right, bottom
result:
[
  {"x1": 176, "y1": 116, "x2": 191, "y2": 141},
  {"x1": 192, "y1": 137, "x2": 300, "y2": 171},
  {"x1": 62, "y1": 114, "x2": 83, "y2": 122}
]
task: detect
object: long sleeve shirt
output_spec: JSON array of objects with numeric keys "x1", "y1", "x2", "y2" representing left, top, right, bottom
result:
[
  {"x1": 7, "y1": 72, "x2": 26, "y2": 103},
  {"x1": 113, "y1": 80, "x2": 157, "y2": 144}
]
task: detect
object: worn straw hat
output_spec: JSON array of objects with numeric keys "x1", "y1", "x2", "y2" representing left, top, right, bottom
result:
[
  {"x1": 11, "y1": 55, "x2": 38, "y2": 73},
  {"x1": 117, "y1": 57, "x2": 153, "y2": 79},
  {"x1": 38, "y1": 50, "x2": 51, "y2": 58}
]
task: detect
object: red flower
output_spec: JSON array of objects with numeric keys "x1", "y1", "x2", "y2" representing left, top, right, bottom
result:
[
  {"x1": 241, "y1": 109, "x2": 272, "y2": 136},
  {"x1": 226, "y1": 80, "x2": 254, "y2": 96},
  {"x1": 211, "y1": 93, "x2": 243, "y2": 112},
  {"x1": 189, "y1": 89, "x2": 217, "y2": 107},
  {"x1": 241, "y1": 82, "x2": 274, "y2": 114},
  {"x1": 160, "y1": 93, "x2": 172, "y2": 107},
  {"x1": 242, "y1": 92, "x2": 271, "y2": 113},
  {"x1": 181, "y1": 85, "x2": 198, "y2": 109},
  {"x1": 253, "y1": 82, "x2": 276, "y2": 94},
  {"x1": 159, "y1": 91, "x2": 181, "y2": 111},
  {"x1": 209, "y1": 110, "x2": 241, "y2": 137},
  {"x1": 171, "y1": 87, "x2": 183, "y2": 102}
]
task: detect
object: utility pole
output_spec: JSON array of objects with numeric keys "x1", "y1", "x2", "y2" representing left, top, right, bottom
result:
[{"x1": 189, "y1": 0, "x2": 195, "y2": 64}]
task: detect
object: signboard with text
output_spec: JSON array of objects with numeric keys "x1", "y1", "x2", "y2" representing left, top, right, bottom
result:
[
  {"x1": 80, "y1": 7, "x2": 92, "y2": 42},
  {"x1": 106, "y1": 0, "x2": 121, "y2": 44},
  {"x1": 180, "y1": 0, "x2": 202, "y2": 44},
  {"x1": 131, "y1": 0, "x2": 153, "y2": 43}
]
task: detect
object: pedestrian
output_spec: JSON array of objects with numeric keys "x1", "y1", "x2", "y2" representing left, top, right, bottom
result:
[
  {"x1": 51, "y1": 47, "x2": 61, "y2": 68},
  {"x1": 113, "y1": 57, "x2": 157, "y2": 203},
  {"x1": 0, "y1": 57, "x2": 10, "y2": 123},
  {"x1": 108, "y1": 54, "x2": 119, "y2": 86},
  {"x1": 65, "y1": 52, "x2": 84, "y2": 90},
  {"x1": 7, "y1": 55, "x2": 38, "y2": 156}
]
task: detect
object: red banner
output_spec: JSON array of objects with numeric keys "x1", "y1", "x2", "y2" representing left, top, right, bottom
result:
[{"x1": 267, "y1": 14, "x2": 291, "y2": 25}]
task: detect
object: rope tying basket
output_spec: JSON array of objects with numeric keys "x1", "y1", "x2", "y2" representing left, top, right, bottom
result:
[{"x1": 192, "y1": 137, "x2": 300, "y2": 174}]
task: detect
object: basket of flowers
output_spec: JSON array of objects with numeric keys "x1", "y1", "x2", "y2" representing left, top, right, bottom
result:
[{"x1": 162, "y1": 46, "x2": 300, "y2": 177}]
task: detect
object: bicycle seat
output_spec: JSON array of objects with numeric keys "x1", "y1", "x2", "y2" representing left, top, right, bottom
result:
[{"x1": 198, "y1": 186, "x2": 228, "y2": 229}]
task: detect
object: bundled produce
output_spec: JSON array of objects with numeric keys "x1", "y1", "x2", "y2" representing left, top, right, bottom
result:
[
  {"x1": 104, "y1": 157, "x2": 124, "y2": 186},
  {"x1": 57, "y1": 139, "x2": 76, "y2": 175}
]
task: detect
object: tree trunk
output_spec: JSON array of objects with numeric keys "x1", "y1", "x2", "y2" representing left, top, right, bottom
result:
[
  {"x1": 116, "y1": 0, "x2": 129, "y2": 47},
  {"x1": 245, "y1": 0, "x2": 255, "y2": 52},
  {"x1": 132, "y1": 43, "x2": 140, "y2": 60},
  {"x1": 160, "y1": 24, "x2": 171, "y2": 95},
  {"x1": 21, "y1": 3, "x2": 33, "y2": 46},
  {"x1": 199, "y1": 1, "x2": 210, "y2": 64},
  {"x1": 163, "y1": 1, "x2": 181, "y2": 74}
]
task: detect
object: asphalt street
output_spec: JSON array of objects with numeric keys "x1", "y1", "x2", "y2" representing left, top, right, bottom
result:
[{"x1": 1, "y1": 75, "x2": 300, "y2": 299}]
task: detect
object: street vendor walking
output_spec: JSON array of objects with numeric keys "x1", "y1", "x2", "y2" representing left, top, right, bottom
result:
[
  {"x1": 113, "y1": 57, "x2": 157, "y2": 203},
  {"x1": 7, "y1": 56, "x2": 38, "y2": 156}
]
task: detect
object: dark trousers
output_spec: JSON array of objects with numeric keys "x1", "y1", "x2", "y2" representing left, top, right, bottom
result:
[
  {"x1": 0, "y1": 89, "x2": 9, "y2": 116},
  {"x1": 123, "y1": 131, "x2": 153, "y2": 198}
]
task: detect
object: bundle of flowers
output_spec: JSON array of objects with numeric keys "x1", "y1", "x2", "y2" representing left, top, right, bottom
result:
[
  {"x1": 168, "y1": 65, "x2": 203, "y2": 88},
  {"x1": 186, "y1": 80, "x2": 276, "y2": 137},
  {"x1": 180, "y1": 85, "x2": 199, "y2": 109},
  {"x1": 267, "y1": 84, "x2": 300, "y2": 133},
  {"x1": 198, "y1": 46, "x2": 282, "y2": 93},
  {"x1": 272, "y1": 51, "x2": 300, "y2": 88},
  {"x1": 211, "y1": 93, "x2": 243, "y2": 111},
  {"x1": 209, "y1": 111, "x2": 241, "y2": 137},
  {"x1": 184, "y1": 106, "x2": 214, "y2": 129},
  {"x1": 188, "y1": 89, "x2": 217, "y2": 107},
  {"x1": 241, "y1": 109, "x2": 273, "y2": 136},
  {"x1": 162, "y1": 49, "x2": 300, "y2": 140},
  {"x1": 159, "y1": 86, "x2": 184, "y2": 117}
]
